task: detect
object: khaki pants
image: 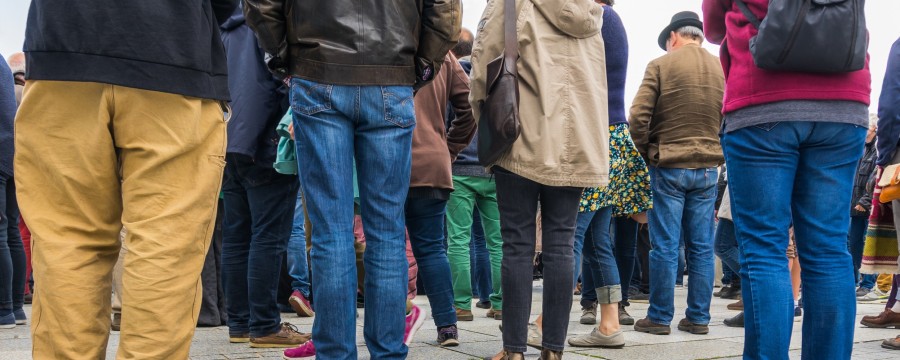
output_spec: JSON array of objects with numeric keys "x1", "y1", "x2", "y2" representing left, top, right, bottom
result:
[{"x1": 15, "y1": 81, "x2": 226, "y2": 360}]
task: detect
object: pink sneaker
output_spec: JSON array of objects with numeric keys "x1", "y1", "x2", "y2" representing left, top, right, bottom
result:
[
  {"x1": 404, "y1": 304, "x2": 427, "y2": 346},
  {"x1": 288, "y1": 290, "x2": 314, "y2": 317},
  {"x1": 282, "y1": 340, "x2": 315, "y2": 359}
]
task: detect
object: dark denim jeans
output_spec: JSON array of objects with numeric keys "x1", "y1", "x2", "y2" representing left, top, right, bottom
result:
[
  {"x1": 723, "y1": 121, "x2": 865, "y2": 360},
  {"x1": 848, "y1": 215, "x2": 876, "y2": 289},
  {"x1": 287, "y1": 188, "x2": 311, "y2": 297},
  {"x1": 494, "y1": 167, "x2": 582, "y2": 353},
  {"x1": 470, "y1": 210, "x2": 494, "y2": 301},
  {"x1": 647, "y1": 167, "x2": 717, "y2": 326},
  {"x1": 0, "y1": 176, "x2": 24, "y2": 313},
  {"x1": 715, "y1": 218, "x2": 740, "y2": 275},
  {"x1": 577, "y1": 207, "x2": 621, "y2": 304},
  {"x1": 221, "y1": 154, "x2": 299, "y2": 337},
  {"x1": 292, "y1": 78, "x2": 412, "y2": 360},
  {"x1": 405, "y1": 197, "x2": 456, "y2": 327}
]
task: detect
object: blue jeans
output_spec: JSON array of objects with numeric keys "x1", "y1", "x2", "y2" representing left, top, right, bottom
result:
[
  {"x1": 0, "y1": 176, "x2": 24, "y2": 313},
  {"x1": 470, "y1": 210, "x2": 494, "y2": 302},
  {"x1": 292, "y1": 78, "x2": 412, "y2": 360},
  {"x1": 577, "y1": 207, "x2": 621, "y2": 305},
  {"x1": 287, "y1": 188, "x2": 311, "y2": 297},
  {"x1": 405, "y1": 197, "x2": 457, "y2": 327},
  {"x1": 715, "y1": 218, "x2": 741, "y2": 275},
  {"x1": 221, "y1": 154, "x2": 299, "y2": 337},
  {"x1": 584, "y1": 216, "x2": 638, "y2": 307},
  {"x1": 848, "y1": 216, "x2": 876, "y2": 289},
  {"x1": 677, "y1": 234, "x2": 686, "y2": 286},
  {"x1": 722, "y1": 121, "x2": 865, "y2": 360},
  {"x1": 647, "y1": 167, "x2": 717, "y2": 326}
]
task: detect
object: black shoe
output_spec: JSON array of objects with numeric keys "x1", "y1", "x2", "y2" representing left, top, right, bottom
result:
[
  {"x1": 24, "y1": 293, "x2": 33, "y2": 305},
  {"x1": 720, "y1": 286, "x2": 741, "y2": 300},
  {"x1": 476, "y1": 301, "x2": 492, "y2": 309},
  {"x1": 437, "y1": 325, "x2": 460, "y2": 347},
  {"x1": 357, "y1": 291, "x2": 365, "y2": 309},
  {"x1": 724, "y1": 312, "x2": 744, "y2": 328},
  {"x1": 714, "y1": 285, "x2": 730, "y2": 297},
  {"x1": 794, "y1": 306, "x2": 802, "y2": 318},
  {"x1": 630, "y1": 292, "x2": 650, "y2": 302}
]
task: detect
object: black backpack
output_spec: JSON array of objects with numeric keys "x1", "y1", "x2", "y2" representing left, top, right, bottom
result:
[{"x1": 734, "y1": 0, "x2": 867, "y2": 73}]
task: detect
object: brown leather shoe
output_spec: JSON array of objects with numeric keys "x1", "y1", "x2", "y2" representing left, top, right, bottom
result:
[
  {"x1": 540, "y1": 349, "x2": 563, "y2": 360},
  {"x1": 861, "y1": 309, "x2": 900, "y2": 328},
  {"x1": 727, "y1": 299, "x2": 744, "y2": 311},
  {"x1": 249, "y1": 323, "x2": 311, "y2": 348},
  {"x1": 487, "y1": 308, "x2": 502, "y2": 320},
  {"x1": 676, "y1": 318, "x2": 709, "y2": 335},
  {"x1": 456, "y1": 307, "x2": 474, "y2": 321},
  {"x1": 634, "y1": 317, "x2": 670, "y2": 335}
]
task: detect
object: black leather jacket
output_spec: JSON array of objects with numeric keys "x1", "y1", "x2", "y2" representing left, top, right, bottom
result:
[
  {"x1": 243, "y1": 0, "x2": 460, "y2": 89},
  {"x1": 852, "y1": 141, "x2": 877, "y2": 216}
]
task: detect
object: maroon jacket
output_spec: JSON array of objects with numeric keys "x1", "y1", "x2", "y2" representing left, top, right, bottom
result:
[
  {"x1": 410, "y1": 52, "x2": 477, "y2": 191},
  {"x1": 702, "y1": 0, "x2": 871, "y2": 114}
]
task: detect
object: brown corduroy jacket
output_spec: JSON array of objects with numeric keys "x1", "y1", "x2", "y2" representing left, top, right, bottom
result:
[
  {"x1": 629, "y1": 44, "x2": 725, "y2": 169},
  {"x1": 410, "y1": 52, "x2": 477, "y2": 192}
]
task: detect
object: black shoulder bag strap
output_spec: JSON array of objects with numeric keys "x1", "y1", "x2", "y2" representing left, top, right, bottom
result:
[{"x1": 733, "y1": 0, "x2": 762, "y2": 29}]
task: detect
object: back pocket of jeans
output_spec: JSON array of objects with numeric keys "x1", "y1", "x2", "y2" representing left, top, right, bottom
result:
[
  {"x1": 382, "y1": 86, "x2": 415, "y2": 128},
  {"x1": 291, "y1": 78, "x2": 333, "y2": 116}
]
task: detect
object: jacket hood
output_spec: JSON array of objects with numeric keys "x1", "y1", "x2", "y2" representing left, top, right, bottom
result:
[
  {"x1": 221, "y1": 5, "x2": 245, "y2": 31},
  {"x1": 531, "y1": 0, "x2": 602, "y2": 39}
]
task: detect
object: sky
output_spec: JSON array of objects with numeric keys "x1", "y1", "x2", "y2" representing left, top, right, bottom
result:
[{"x1": 1, "y1": 0, "x2": 898, "y2": 112}]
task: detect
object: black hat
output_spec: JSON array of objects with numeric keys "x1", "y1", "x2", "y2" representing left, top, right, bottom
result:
[{"x1": 657, "y1": 11, "x2": 703, "y2": 51}]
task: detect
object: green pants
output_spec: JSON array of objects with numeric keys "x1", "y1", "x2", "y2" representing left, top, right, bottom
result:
[{"x1": 447, "y1": 175, "x2": 503, "y2": 310}]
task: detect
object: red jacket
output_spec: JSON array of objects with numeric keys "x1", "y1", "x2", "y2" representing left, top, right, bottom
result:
[{"x1": 702, "y1": 0, "x2": 871, "y2": 114}]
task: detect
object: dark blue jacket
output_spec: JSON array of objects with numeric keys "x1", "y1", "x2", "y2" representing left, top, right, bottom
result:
[
  {"x1": 221, "y1": 6, "x2": 288, "y2": 165},
  {"x1": 447, "y1": 57, "x2": 486, "y2": 177},
  {"x1": 877, "y1": 37, "x2": 900, "y2": 166},
  {"x1": 0, "y1": 55, "x2": 15, "y2": 178},
  {"x1": 602, "y1": 5, "x2": 628, "y2": 126}
]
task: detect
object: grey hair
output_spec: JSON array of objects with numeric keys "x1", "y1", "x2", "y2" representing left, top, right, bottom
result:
[{"x1": 676, "y1": 26, "x2": 704, "y2": 43}]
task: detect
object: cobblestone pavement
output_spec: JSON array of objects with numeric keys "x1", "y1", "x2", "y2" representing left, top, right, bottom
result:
[{"x1": 1, "y1": 284, "x2": 898, "y2": 359}]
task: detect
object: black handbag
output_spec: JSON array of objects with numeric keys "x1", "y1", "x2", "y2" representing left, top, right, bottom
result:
[
  {"x1": 477, "y1": 0, "x2": 520, "y2": 167},
  {"x1": 734, "y1": 0, "x2": 867, "y2": 73}
]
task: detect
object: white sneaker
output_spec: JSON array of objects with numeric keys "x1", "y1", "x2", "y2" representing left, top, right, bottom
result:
[{"x1": 859, "y1": 288, "x2": 889, "y2": 303}]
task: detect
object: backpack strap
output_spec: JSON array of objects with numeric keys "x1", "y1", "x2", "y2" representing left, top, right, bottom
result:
[{"x1": 734, "y1": 0, "x2": 762, "y2": 29}]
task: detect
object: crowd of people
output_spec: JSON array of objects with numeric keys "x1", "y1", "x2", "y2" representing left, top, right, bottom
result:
[{"x1": 0, "y1": 0, "x2": 898, "y2": 359}]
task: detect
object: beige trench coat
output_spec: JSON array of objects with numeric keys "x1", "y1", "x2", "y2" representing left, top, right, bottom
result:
[{"x1": 470, "y1": 0, "x2": 610, "y2": 188}]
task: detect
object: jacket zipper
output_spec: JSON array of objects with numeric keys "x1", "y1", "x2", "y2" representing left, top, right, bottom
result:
[
  {"x1": 777, "y1": 0, "x2": 812, "y2": 64},
  {"x1": 845, "y1": 0, "x2": 860, "y2": 69}
]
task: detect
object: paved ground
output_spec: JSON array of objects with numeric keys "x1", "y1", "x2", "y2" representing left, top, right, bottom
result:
[{"x1": 2, "y1": 283, "x2": 900, "y2": 359}]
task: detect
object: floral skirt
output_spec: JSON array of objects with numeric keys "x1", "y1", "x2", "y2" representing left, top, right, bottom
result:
[{"x1": 579, "y1": 123, "x2": 652, "y2": 217}]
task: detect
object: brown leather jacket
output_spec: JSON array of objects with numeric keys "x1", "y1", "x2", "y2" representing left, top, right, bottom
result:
[
  {"x1": 629, "y1": 44, "x2": 725, "y2": 169},
  {"x1": 410, "y1": 53, "x2": 477, "y2": 192},
  {"x1": 243, "y1": 0, "x2": 461, "y2": 89}
]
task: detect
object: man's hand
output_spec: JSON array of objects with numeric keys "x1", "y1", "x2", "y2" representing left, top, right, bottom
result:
[
  {"x1": 288, "y1": 122, "x2": 295, "y2": 140},
  {"x1": 855, "y1": 204, "x2": 866, "y2": 212}
]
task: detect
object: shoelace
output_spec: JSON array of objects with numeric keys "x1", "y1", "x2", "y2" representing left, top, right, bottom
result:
[{"x1": 282, "y1": 322, "x2": 302, "y2": 335}]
